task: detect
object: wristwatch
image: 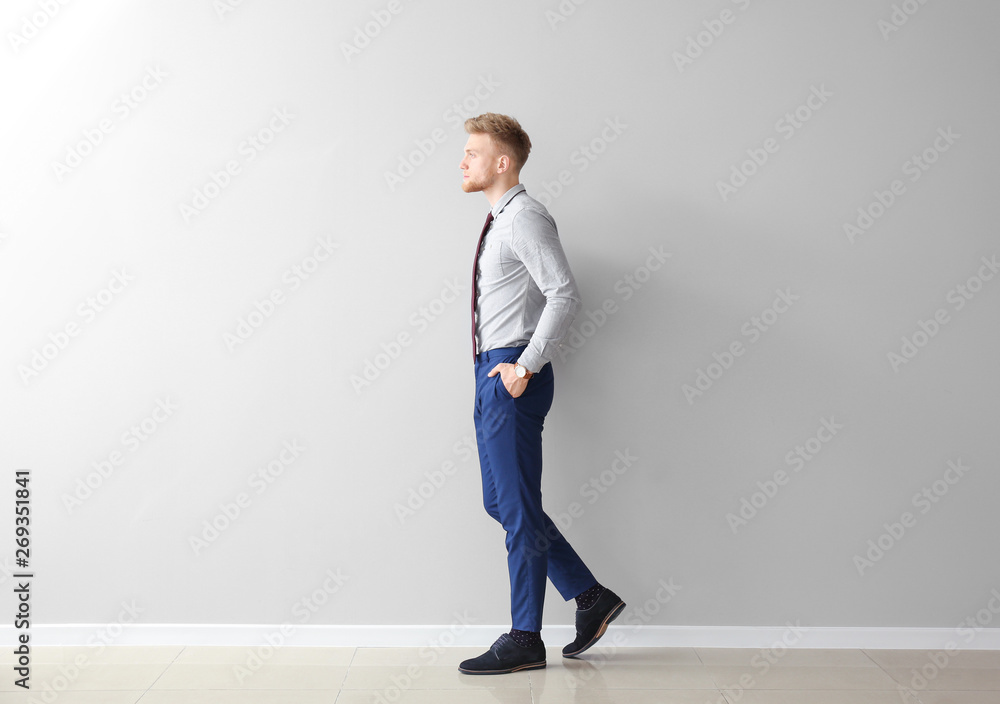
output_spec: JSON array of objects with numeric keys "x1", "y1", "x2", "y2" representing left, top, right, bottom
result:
[{"x1": 514, "y1": 363, "x2": 534, "y2": 380}]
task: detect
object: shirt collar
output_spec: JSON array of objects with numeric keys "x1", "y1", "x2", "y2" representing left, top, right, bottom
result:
[{"x1": 491, "y1": 184, "x2": 527, "y2": 219}]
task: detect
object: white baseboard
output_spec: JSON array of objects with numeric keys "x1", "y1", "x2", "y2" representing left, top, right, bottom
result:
[{"x1": 4, "y1": 624, "x2": 1000, "y2": 650}]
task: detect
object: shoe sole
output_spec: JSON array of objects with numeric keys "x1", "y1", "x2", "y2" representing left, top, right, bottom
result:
[
  {"x1": 562, "y1": 600, "x2": 626, "y2": 658},
  {"x1": 458, "y1": 661, "x2": 546, "y2": 675}
]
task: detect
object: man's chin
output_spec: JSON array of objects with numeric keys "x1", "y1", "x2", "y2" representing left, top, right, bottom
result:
[{"x1": 462, "y1": 179, "x2": 483, "y2": 193}]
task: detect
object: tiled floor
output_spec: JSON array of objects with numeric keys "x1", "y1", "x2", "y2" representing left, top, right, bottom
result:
[{"x1": 0, "y1": 646, "x2": 998, "y2": 703}]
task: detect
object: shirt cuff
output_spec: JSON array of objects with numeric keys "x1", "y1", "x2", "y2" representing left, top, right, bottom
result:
[{"x1": 516, "y1": 350, "x2": 544, "y2": 374}]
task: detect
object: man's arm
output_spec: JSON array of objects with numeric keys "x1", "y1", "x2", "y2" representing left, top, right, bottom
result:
[{"x1": 509, "y1": 208, "x2": 581, "y2": 372}]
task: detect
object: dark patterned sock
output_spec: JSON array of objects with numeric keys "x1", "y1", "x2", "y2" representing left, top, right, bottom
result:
[
  {"x1": 509, "y1": 629, "x2": 541, "y2": 648},
  {"x1": 574, "y1": 583, "x2": 604, "y2": 610}
]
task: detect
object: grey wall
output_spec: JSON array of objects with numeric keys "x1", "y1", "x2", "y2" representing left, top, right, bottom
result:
[{"x1": 2, "y1": 0, "x2": 998, "y2": 632}]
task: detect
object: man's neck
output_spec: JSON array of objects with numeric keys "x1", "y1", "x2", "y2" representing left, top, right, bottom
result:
[{"x1": 484, "y1": 177, "x2": 521, "y2": 208}]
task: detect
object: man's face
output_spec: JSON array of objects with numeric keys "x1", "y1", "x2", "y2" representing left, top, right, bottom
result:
[{"x1": 460, "y1": 133, "x2": 498, "y2": 193}]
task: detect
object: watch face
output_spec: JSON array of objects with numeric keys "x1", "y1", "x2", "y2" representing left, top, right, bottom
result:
[{"x1": 515, "y1": 365, "x2": 526, "y2": 378}]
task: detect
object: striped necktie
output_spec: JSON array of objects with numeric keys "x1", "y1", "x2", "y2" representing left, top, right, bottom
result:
[{"x1": 471, "y1": 212, "x2": 494, "y2": 360}]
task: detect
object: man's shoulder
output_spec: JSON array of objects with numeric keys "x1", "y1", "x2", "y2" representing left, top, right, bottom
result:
[{"x1": 506, "y1": 190, "x2": 557, "y2": 232}]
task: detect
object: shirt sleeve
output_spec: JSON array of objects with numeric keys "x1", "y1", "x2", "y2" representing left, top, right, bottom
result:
[{"x1": 509, "y1": 208, "x2": 581, "y2": 372}]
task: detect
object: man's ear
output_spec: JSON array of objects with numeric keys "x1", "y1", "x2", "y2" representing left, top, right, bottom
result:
[{"x1": 497, "y1": 155, "x2": 509, "y2": 173}]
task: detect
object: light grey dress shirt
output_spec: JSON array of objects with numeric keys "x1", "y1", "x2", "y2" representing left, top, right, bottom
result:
[{"x1": 474, "y1": 184, "x2": 580, "y2": 372}]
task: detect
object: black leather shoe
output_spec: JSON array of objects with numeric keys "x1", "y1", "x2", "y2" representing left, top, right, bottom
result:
[
  {"x1": 562, "y1": 588, "x2": 626, "y2": 658},
  {"x1": 458, "y1": 633, "x2": 546, "y2": 674}
]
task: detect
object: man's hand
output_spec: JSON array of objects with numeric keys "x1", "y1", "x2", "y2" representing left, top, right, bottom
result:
[{"x1": 488, "y1": 363, "x2": 528, "y2": 398}]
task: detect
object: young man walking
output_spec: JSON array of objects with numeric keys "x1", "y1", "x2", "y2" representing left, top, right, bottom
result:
[{"x1": 457, "y1": 112, "x2": 625, "y2": 675}]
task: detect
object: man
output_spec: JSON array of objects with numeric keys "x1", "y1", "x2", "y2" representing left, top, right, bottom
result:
[{"x1": 457, "y1": 112, "x2": 625, "y2": 675}]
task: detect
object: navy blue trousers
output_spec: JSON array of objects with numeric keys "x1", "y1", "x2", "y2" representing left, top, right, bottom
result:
[{"x1": 473, "y1": 346, "x2": 596, "y2": 631}]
